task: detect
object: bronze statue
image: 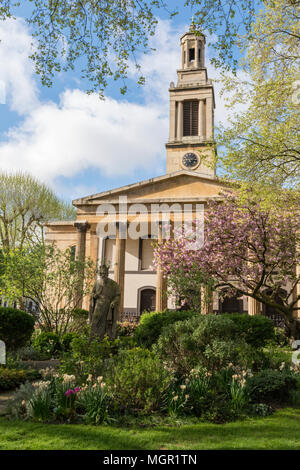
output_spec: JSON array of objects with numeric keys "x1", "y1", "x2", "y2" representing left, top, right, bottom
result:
[{"x1": 89, "y1": 264, "x2": 121, "y2": 341}]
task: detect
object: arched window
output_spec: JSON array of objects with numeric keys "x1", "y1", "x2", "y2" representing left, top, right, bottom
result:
[{"x1": 138, "y1": 287, "x2": 156, "y2": 315}]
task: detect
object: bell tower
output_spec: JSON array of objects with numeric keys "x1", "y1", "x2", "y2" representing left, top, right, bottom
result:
[{"x1": 166, "y1": 25, "x2": 216, "y2": 177}]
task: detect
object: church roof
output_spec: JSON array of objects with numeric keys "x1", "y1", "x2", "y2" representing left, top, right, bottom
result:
[{"x1": 72, "y1": 170, "x2": 231, "y2": 207}]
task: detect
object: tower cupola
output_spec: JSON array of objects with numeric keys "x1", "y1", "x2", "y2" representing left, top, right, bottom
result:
[{"x1": 165, "y1": 26, "x2": 216, "y2": 178}]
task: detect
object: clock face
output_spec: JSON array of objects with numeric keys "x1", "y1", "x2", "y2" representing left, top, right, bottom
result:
[{"x1": 182, "y1": 152, "x2": 199, "y2": 169}]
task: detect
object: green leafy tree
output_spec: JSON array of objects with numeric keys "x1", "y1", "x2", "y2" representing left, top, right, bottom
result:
[
  {"x1": 218, "y1": 0, "x2": 300, "y2": 187},
  {"x1": 0, "y1": 1, "x2": 264, "y2": 94},
  {"x1": 1, "y1": 244, "x2": 95, "y2": 336},
  {"x1": 0, "y1": 172, "x2": 75, "y2": 251}
]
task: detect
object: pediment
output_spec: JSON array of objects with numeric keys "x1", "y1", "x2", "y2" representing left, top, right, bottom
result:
[{"x1": 73, "y1": 171, "x2": 231, "y2": 207}]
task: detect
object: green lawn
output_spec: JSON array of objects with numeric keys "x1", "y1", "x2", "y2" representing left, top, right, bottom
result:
[{"x1": 0, "y1": 408, "x2": 300, "y2": 450}]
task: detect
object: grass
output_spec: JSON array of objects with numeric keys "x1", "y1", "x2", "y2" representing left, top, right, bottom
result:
[{"x1": 0, "y1": 408, "x2": 300, "y2": 450}]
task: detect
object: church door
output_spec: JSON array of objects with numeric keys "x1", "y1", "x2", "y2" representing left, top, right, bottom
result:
[{"x1": 140, "y1": 288, "x2": 156, "y2": 314}]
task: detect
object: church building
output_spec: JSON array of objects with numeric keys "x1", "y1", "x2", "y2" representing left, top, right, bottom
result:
[{"x1": 45, "y1": 26, "x2": 271, "y2": 321}]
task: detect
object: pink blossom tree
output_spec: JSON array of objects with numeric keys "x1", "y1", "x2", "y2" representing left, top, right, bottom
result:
[{"x1": 153, "y1": 192, "x2": 300, "y2": 338}]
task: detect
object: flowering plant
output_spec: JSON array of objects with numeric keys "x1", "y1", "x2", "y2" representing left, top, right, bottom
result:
[{"x1": 154, "y1": 192, "x2": 300, "y2": 336}]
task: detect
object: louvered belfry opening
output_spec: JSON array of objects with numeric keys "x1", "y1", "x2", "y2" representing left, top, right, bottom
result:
[{"x1": 183, "y1": 100, "x2": 199, "y2": 136}]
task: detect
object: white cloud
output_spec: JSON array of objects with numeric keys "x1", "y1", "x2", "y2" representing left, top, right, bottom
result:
[
  {"x1": 0, "y1": 90, "x2": 167, "y2": 181},
  {"x1": 0, "y1": 17, "x2": 248, "y2": 196},
  {"x1": 0, "y1": 18, "x2": 39, "y2": 113}
]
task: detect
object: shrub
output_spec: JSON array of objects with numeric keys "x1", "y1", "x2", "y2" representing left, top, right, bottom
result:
[
  {"x1": 249, "y1": 403, "x2": 274, "y2": 417},
  {"x1": 0, "y1": 307, "x2": 35, "y2": 350},
  {"x1": 61, "y1": 332, "x2": 78, "y2": 352},
  {"x1": 155, "y1": 315, "x2": 255, "y2": 376},
  {"x1": 245, "y1": 369, "x2": 298, "y2": 404},
  {"x1": 0, "y1": 368, "x2": 41, "y2": 391},
  {"x1": 33, "y1": 332, "x2": 62, "y2": 357},
  {"x1": 262, "y1": 344, "x2": 292, "y2": 370},
  {"x1": 221, "y1": 313, "x2": 275, "y2": 348},
  {"x1": 106, "y1": 347, "x2": 172, "y2": 413},
  {"x1": 273, "y1": 327, "x2": 289, "y2": 347},
  {"x1": 14, "y1": 346, "x2": 51, "y2": 361},
  {"x1": 59, "y1": 335, "x2": 114, "y2": 381},
  {"x1": 117, "y1": 322, "x2": 138, "y2": 338},
  {"x1": 134, "y1": 309, "x2": 197, "y2": 348}
]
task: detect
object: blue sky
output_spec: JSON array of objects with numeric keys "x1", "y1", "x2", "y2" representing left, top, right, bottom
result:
[{"x1": 0, "y1": 2, "x2": 247, "y2": 203}]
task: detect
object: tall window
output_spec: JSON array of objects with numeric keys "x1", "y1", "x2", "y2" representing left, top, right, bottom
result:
[
  {"x1": 189, "y1": 48, "x2": 195, "y2": 61},
  {"x1": 139, "y1": 238, "x2": 154, "y2": 271},
  {"x1": 183, "y1": 100, "x2": 199, "y2": 136}
]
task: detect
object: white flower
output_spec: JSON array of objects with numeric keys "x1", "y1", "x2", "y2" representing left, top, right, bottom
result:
[{"x1": 63, "y1": 374, "x2": 75, "y2": 382}]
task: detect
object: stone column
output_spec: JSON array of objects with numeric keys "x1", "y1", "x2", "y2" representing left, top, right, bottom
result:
[
  {"x1": 195, "y1": 40, "x2": 199, "y2": 68},
  {"x1": 181, "y1": 42, "x2": 185, "y2": 68},
  {"x1": 89, "y1": 228, "x2": 100, "y2": 269},
  {"x1": 169, "y1": 99, "x2": 176, "y2": 142},
  {"x1": 177, "y1": 101, "x2": 183, "y2": 141},
  {"x1": 199, "y1": 99, "x2": 205, "y2": 139},
  {"x1": 248, "y1": 297, "x2": 261, "y2": 315},
  {"x1": 74, "y1": 221, "x2": 90, "y2": 262},
  {"x1": 114, "y1": 222, "x2": 126, "y2": 319},
  {"x1": 155, "y1": 221, "x2": 168, "y2": 312},
  {"x1": 74, "y1": 221, "x2": 90, "y2": 308},
  {"x1": 185, "y1": 40, "x2": 189, "y2": 68},
  {"x1": 206, "y1": 96, "x2": 213, "y2": 140}
]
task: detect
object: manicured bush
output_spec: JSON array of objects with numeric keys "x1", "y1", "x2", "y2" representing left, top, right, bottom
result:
[
  {"x1": 106, "y1": 347, "x2": 172, "y2": 413},
  {"x1": 33, "y1": 332, "x2": 62, "y2": 357},
  {"x1": 0, "y1": 307, "x2": 35, "y2": 350},
  {"x1": 134, "y1": 309, "x2": 197, "y2": 348},
  {"x1": 245, "y1": 369, "x2": 298, "y2": 404},
  {"x1": 155, "y1": 315, "x2": 255, "y2": 375},
  {"x1": 0, "y1": 367, "x2": 41, "y2": 391},
  {"x1": 221, "y1": 313, "x2": 275, "y2": 348}
]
